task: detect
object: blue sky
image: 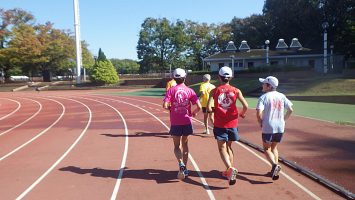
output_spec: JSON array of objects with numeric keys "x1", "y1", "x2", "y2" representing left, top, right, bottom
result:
[{"x1": 2, "y1": 0, "x2": 264, "y2": 60}]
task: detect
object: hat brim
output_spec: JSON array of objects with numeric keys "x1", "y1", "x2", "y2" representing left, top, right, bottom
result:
[{"x1": 259, "y1": 78, "x2": 266, "y2": 83}]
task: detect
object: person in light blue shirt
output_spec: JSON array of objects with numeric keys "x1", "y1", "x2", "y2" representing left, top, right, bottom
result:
[{"x1": 256, "y1": 76, "x2": 293, "y2": 181}]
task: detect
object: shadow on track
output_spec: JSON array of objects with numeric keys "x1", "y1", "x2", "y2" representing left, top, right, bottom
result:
[{"x1": 59, "y1": 166, "x2": 272, "y2": 190}]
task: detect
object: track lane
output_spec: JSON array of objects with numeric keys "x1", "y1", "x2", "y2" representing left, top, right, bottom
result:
[
  {"x1": 0, "y1": 98, "x2": 21, "y2": 121},
  {"x1": 103, "y1": 95, "x2": 343, "y2": 200},
  {"x1": 0, "y1": 98, "x2": 42, "y2": 137},
  {"x1": 90, "y1": 95, "x2": 215, "y2": 200},
  {"x1": 0, "y1": 97, "x2": 90, "y2": 199},
  {"x1": 20, "y1": 96, "x2": 128, "y2": 199}
]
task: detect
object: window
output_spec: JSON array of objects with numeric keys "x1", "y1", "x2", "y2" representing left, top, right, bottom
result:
[{"x1": 248, "y1": 62, "x2": 254, "y2": 67}]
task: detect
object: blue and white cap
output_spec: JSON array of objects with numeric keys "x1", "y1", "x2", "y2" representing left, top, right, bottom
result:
[
  {"x1": 219, "y1": 66, "x2": 233, "y2": 78},
  {"x1": 259, "y1": 76, "x2": 279, "y2": 88}
]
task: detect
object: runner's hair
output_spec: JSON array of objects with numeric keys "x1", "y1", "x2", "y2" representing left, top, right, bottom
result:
[{"x1": 174, "y1": 77, "x2": 185, "y2": 84}]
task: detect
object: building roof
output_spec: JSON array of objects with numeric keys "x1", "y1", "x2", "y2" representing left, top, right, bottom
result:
[{"x1": 204, "y1": 48, "x2": 320, "y2": 61}]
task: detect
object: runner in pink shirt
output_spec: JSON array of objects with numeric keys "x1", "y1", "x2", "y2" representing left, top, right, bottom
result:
[{"x1": 163, "y1": 68, "x2": 201, "y2": 180}]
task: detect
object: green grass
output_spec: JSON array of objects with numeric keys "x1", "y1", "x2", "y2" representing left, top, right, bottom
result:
[
  {"x1": 189, "y1": 78, "x2": 260, "y2": 95},
  {"x1": 287, "y1": 78, "x2": 355, "y2": 96},
  {"x1": 244, "y1": 97, "x2": 355, "y2": 124},
  {"x1": 100, "y1": 88, "x2": 355, "y2": 125}
]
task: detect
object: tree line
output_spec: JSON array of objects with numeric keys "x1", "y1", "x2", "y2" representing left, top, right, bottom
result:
[
  {"x1": 137, "y1": 0, "x2": 354, "y2": 73},
  {"x1": 0, "y1": 8, "x2": 136, "y2": 82}
]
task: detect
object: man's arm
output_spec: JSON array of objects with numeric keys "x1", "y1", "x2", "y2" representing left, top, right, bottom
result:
[
  {"x1": 206, "y1": 88, "x2": 215, "y2": 112},
  {"x1": 163, "y1": 101, "x2": 170, "y2": 110},
  {"x1": 256, "y1": 109, "x2": 263, "y2": 127},
  {"x1": 237, "y1": 90, "x2": 248, "y2": 118},
  {"x1": 284, "y1": 106, "x2": 293, "y2": 120},
  {"x1": 192, "y1": 101, "x2": 202, "y2": 117}
]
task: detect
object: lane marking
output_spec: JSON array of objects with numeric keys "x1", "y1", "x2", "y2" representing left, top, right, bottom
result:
[
  {"x1": 16, "y1": 97, "x2": 92, "y2": 200},
  {"x1": 91, "y1": 95, "x2": 216, "y2": 200},
  {"x1": 0, "y1": 97, "x2": 65, "y2": 162},
  {"x1": 102, "y1": 95, "x2": 321, "y2": 200},
  {"x1": 76, "y1": 97, "x2": 129, "y2": 200},
  {"x1": 0, "y1": 98, "x2": 42, "y2": 137},
  {"x1": 0, "y1": 98, "x2": 21, "y2": 121}
]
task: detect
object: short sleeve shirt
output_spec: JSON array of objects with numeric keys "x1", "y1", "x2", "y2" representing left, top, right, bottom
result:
[
  {"x1": 164, "y1": 84, "x2": 199, "y2": 125},
  {"x1": 213, "y1": 84, "x2": 240, "y2": 128},
  {"x1": 256, "y1": 91, "x2": 293, "y2": 134},
  {"x1": 199, "y1": 82, "x2": 216, "y2": 107}
]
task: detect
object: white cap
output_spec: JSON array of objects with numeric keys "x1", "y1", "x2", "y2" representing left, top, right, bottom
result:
[
  {"x1": 219, "y1": 66, "x2": 233, "y2": 78},
  {"x1": 173, "y1": 68, "x2": 186, "y2": 78},
  {"x1": 259, "y1": 76, "x2": 279, "y2": 88},
  {"x1": 203, "y1": 74, "x2": 211, "y2": 81}
]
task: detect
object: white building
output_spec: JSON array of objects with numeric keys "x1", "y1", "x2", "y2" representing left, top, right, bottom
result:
[{"x1": 203, "y1": 39, "x2": 343, "y2": 73}]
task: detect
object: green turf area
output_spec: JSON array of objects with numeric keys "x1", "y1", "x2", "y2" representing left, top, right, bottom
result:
[
  {"x1": 245, "y1": 97, "x2": 355, "y2": 124},
  {"x1": 287, "y1": 78, "x2": 355, "y2": 96},
  {"x1": 189, "y1": 78, "x2": 259, "y2": 95},
  {"x1": 102, "y1": 88, "x2": 355, "y2": 125},
  {"x1": 105, "y1": 88, "x2": 166, "y2": 97}
]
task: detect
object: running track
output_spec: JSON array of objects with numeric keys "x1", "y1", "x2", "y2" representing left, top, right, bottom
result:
[{"x1": 0, "y1": 90, "x2": 352, "y2": 200}]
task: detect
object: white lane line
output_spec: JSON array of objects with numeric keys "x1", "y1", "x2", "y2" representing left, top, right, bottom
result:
[
  {"x1": 91, "y1": 95, "x2": 216, "y2": 200},
  {"x1": 0, "y1": 98, "x2": 21, "y2": 121},
  {"x1": 100, "y1": 95, "x2": 321, "y2": 200},
  {"x1": 237, "y1": 142, "x2": 321, "y2": 200},
  {"x1": 76, "y1": 97, "x2": 129, "y2": 200},
  {"x1": 16, "y1": 97, "x2": 92, "y2": 200},
  {"x1": 0, "y1": 98, "x2": 65, "y2": 162},
  {"x1": 0, "y1": 98, "x2": 42, "y2": 137}
]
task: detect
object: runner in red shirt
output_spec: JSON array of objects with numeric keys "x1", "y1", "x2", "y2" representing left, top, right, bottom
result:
[{"x1": 207, "y1": 66, "x2": 248, "y2": 185}]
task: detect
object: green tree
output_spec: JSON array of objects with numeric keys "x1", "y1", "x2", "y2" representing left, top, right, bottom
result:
[
  {"x1": 90, "y1": 60, "x2": 119, "y2": 85},
  {"x1": 137, "y1": 18, "x2": 172, "y2": 72},
  {"x1": 97, "y1": 48, "x2": 107, "y2": 61},
  {"x1": 110, "y1": 58, "x2": 139, "y2": 74}
]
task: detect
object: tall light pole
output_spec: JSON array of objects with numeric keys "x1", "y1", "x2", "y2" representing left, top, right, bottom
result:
[
  {"x1": 322, "y1": 21, "x2": 329, "y2": 74},
  {"x1": 265, "y1": 40, "x2": 270, "y2": 65},
  {"x1": 73, "y1": 0, "x2": 82, "y2": 84}
]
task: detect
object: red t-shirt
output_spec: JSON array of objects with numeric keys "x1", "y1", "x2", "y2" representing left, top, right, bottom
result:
[{"x1": 213, "y1": 84, "x2": 240, "y2": 128}]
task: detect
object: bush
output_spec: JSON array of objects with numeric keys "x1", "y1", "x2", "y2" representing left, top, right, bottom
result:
[{"x1": 90, "y1": 60, "x2": 119, "y2": 85}]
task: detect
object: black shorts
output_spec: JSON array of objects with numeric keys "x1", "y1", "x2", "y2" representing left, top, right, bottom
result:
[
  {"x1": 169, "y1": 124, "x2": 193, "y2": 136},
  {"x1": 262, "y1": 133, "x2": 283, "y2": 143}
]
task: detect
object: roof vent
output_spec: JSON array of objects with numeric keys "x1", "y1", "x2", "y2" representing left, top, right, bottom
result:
[
  {"x1": 226, "y1": 41, "x2": 237, "y2": 51},
  {"x1": 276, "y1": 39, "x2": 288, "y2": 50},
  {"x1": 290, "y1": 38, "x2": 302, "y2": 50},
  {"x1": 239, "y1": 40, "x2": 250, "y2": 52}
]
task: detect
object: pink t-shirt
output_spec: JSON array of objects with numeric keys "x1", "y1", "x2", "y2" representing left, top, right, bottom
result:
[{"x1": 164, "y1": 84, "x2": 199, "y2": 125}]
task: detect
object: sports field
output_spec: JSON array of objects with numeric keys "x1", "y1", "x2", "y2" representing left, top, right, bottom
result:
[{"x1": 0, "y1": 89, "x2": 354, "y2": 199}]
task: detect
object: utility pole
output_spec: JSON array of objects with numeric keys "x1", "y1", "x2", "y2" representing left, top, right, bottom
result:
[{"x1": 73, "y1": 0, "x2": 82, "y2": 83}]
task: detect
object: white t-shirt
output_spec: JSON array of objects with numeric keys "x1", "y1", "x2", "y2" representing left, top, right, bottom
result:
[{"x1": 256, "y1": 91, "x2": 293, "y2": 134}]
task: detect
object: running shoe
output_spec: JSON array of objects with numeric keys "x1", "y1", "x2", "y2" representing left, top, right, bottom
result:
[
  {"x1": 226, "y1": 167, "x2": 238, "y2": 185},
  {"x1": 221, "y1": 171, "x2": 228, "y2": 179},
  {"x1": 177, "y1": 163, "x2": 186, "y2": 180},
  {"x1": 272, "y1": 164, "x2": 281, "y2": 180},
  {"x1": 183, "y1": 169, "x2": 189, "y2": 177}
]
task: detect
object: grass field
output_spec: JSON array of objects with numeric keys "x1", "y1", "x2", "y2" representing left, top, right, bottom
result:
[{"x1": 108, "y1": 88, "x2": 355, "y2": 125}]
